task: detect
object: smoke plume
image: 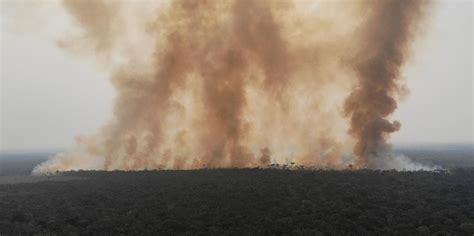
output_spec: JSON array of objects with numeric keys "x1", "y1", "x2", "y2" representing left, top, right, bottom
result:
[
  {"x1": 33, "y1": 0, "x2": 429, "y2": 174},
  {"x1": 343, "y1": 0, "x2": 427, "y2": 168}
]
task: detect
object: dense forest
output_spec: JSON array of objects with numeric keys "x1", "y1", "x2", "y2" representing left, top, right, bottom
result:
[{"x1": 1, "y1": 168, "x2": 473, "y2": 235}]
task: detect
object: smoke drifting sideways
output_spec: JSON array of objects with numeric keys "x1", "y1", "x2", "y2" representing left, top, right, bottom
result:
[{"x1": 32, "y1": 0, "x2": 434, "y2": 175}]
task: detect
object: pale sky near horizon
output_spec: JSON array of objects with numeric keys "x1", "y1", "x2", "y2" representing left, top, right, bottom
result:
[{"x1": 0, "y1": 0, "x2": 473, "y2": 151}]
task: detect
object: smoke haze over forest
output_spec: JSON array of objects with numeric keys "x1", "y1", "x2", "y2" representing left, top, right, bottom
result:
[{"x1": 1, "y1": 0, "x2": 472, "y2": 173}]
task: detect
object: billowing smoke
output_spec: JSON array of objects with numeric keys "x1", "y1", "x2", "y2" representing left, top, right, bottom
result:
[
  {"x1": 343, "y1": 0, "x2": 428, "y2": 168},
  {"x1": 33, "y1": 0, "x2": 429, "y2": 174}
]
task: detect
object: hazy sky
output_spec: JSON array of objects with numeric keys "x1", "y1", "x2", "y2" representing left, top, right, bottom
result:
[{"x1": 0, "y1": 0, "x2": 473, "y2": 151}]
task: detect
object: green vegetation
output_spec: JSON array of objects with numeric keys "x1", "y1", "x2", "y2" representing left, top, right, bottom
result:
[{"x1": 1, "y1": 168, "x2": 473, "y2": 235}]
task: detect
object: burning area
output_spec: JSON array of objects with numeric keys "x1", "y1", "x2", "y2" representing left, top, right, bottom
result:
[{"x1": 33, "y1": 0, "x2": 432, "y2": 174}]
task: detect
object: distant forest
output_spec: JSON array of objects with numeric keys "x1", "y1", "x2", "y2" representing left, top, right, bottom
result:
[{"x1": 394, "y1": 144, "x2": 474, "y2": 169}]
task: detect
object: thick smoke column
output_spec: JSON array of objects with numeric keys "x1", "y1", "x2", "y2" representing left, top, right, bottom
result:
[
  {"x1": 33, "y1": 0, "x2": 429, "y2": 174},
  {"x1": 343, "y1": 0, "x2": 427, "y2": 168}
]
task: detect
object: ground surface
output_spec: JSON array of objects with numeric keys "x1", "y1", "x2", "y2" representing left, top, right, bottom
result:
[{"x1": 1, "y1": 168, "x2": 473, "y2": 235}]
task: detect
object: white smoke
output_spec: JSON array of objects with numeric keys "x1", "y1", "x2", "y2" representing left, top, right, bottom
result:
[
  {"x1": 374, "y1": 153, "x2": 441, "y2": 171},
  {"x1": 32, "y1": 152, "x2": 104, "y2": 175}
]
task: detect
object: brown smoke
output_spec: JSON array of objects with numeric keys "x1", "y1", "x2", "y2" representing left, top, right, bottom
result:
[
  {"x1": 343, "y1": 0, "x2": 427, "y2": 168},
  {"x1": 61, "y1": 0, "x2": 119, "y2": 53},
  {"x1": 33, "y1": 0, "x2": 428, "y2": 174}
]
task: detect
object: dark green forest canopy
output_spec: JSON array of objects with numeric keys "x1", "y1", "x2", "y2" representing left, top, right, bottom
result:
[{"x1": 1, "y1": 168, "x2": 473, "y2": 235}]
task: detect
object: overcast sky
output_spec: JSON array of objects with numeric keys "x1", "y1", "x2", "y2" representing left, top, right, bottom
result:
[{"x1": 1, "y1": 0, "x2": 473, "y2": 151}]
